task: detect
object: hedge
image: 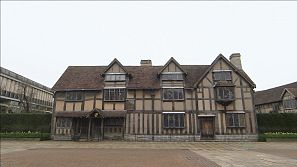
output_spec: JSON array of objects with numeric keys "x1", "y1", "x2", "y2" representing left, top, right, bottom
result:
[
  {"x1": 0, "y1": 132, "x2": 51, "y2": 140},
  {"x1": 0, "y1": 113, "x2": 52, "y2": 133},
  {"x1": 257, "y1": 113, "x2": 297, "y2": 133}
]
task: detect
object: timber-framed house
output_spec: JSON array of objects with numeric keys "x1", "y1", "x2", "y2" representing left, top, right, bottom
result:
[{"x1": 51, "y1": 53, "x2": 258, "y2": 141}]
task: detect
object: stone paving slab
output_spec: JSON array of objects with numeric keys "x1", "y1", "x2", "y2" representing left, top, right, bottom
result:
[
  {"x1": 1, "y1": 141, "x2": 297, "y2": 167},
  {"x1": 193, "y1": 150, "x2": 297, "y2": 167},
  {"x1": 1, "y1": 148, "x2": 217, "y2": 167}
]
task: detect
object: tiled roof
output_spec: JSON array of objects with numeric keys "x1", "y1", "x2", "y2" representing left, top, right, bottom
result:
[
  {"x1": 52, "y1": 65, "x2": 210, "y2": 91},
  {"x1": 286, "y1": 88, "x2": 297, "y2": 97},
  {"x1": 255, "y1": 81, "x2": 297, "y2": 105}
]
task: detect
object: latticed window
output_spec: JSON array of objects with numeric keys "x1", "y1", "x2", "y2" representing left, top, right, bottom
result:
[
  {"x1": 213, "y1": 71, "x2": 232, "y2": 81},
  {"x1": 65, "y1": 91, "x2": 83, "y2": 101},
  {"x1": 105, "y1": 74, "x2": 126, "y2": 81},
  {"x1": 104, "y1": 89, "x2": 126, "y2": 101},
  {"x1": 283, "y1": 99, "x2": 297, "y2": 109},
  {"x1": 215, "y1": 87, "x2": 234, "y2": 100},
  {"x1": 161, "y1": 74, "x2": 183, "y2": 80},
  {"x1": 56, "y1": 118, "x2": 72, "y2": 128},
  {"x1": 163, "y1": 113, "x2": 185, "y2": 128},
  {"x1": 163, "y1": 88, "x2": 184, "y2": 100},
  {"x1": 226, "y1": 113, "x2": 245, "y2": 127}
]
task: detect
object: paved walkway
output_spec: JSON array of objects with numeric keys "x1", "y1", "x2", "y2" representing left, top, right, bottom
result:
[{"x1": 1, "y1": 141, "x2": 297, "y2": 167}]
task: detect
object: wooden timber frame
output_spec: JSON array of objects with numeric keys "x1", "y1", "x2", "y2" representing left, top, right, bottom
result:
[
  {"x1": 55, "y1": 108, "x2": 126, "y2": 141},
  {"x1": 52, "y1": 55, "x2": 258, "y2": 141}
]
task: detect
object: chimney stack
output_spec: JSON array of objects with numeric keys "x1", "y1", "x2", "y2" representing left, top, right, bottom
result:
[
  {"x1": 229, "y1": 53, "x2": 242, "y2": 70},
  {"x1": 140, "y1": 60, "x2": 152, "y2": 66}
]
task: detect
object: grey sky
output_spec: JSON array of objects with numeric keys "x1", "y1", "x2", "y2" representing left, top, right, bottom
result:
[{"x1": 1, "y1": 1, "x2": 297, "y2": 91}]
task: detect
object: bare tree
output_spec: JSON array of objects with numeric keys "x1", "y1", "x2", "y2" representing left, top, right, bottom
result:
[{"x1": 18, "y1": 84, "x2": 36, "y2": 113}]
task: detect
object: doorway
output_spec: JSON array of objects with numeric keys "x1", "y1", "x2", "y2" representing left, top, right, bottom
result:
[
  {"x1": 199, "y1": 116, "x2": 215, "y2": 139},
  {"x1": 103, "y1": 117, "x2": 124, "y2": 140}
]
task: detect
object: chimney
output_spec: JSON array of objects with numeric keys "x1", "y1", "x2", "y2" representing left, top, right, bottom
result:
[
  {"x1": 140, "y1": 60, "x2": 152, "y2": 66},
  {"x1": 229, "y1": 53, "x2": 242, "y2": 70}
]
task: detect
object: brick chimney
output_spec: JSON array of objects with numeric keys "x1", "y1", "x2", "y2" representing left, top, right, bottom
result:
[
  {"x1": 140, "y1": 60, "x2": 152, "y2": 66},
  {"x1": 229, "y1": 53, "x2": 242, "y2": 70}
]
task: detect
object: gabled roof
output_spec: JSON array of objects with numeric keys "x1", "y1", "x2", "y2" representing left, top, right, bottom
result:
[
  {"x1": 158, "y1": 57, "x2": 187, "y2": 75},
  {"x1": 52, "y1": 65, "x2": 210, "y2": 91},
  {"x1": 52, "y1": 56, "x2": 254, "y2": 91},
  {"x1": 194, "y1": 54, "x2": 256, "y2": 88},
  {"x1": 280, "y1": 88, "x2": 297, "y2": 99},
  {"x1": 103, "y1": 58, "x2": 128, "y2": 74},
  {"x1": 255, "y1": 81, "x2": 297, "y2": 105}
]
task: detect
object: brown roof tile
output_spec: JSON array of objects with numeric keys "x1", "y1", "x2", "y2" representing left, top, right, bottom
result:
[
  {"x1": 286, "y1": 88, "x2": 297, "y2": 97},
  {"x1": 52, "y1": 65, "x2": 211, "y2": 91},
  {"x1": 255, "y1": 81, "x2": 297, "y2": 105}
]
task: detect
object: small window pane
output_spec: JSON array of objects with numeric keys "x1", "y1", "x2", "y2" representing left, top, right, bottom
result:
[
  {"x1": 162, "y1": 74, "x2": 183, "y2": 81},
  {"x1": 226, "y1": 113, "x2": 245, "y2": 127},
  {"x1": 104, "y1": 89, "x2": 126, "y2": 101},
  {"x1": 163, "y1": 113, "x2": 185, "y2": 128},
  {"x1": 105, "y1": 74, "x2": 125, "y2": 81},
  {"x1": 163, "y1": 89, "x2": 184, "y2": 100},
  {"x1": 213, "y1": 71, "x2": 232, "y2": 81}
]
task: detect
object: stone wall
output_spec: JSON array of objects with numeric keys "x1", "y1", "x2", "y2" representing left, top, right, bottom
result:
[{"x1": 124, "y1": 134, "x2": 257, "y2": 142}]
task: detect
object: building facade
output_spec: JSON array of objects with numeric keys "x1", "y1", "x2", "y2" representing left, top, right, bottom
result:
[
  {"x1": 51, "y1": 54, "x2": 258, "y2": 141},
  {"x1": 255, "y1": 82, "x2": 297, "y2": 113},
  {"x1": 0, "y1": 67, "x2": 53, "y2": 113}
]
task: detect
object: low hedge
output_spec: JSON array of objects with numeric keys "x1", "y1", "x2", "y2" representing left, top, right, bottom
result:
[
  {"x1": 0, "y1": 113, "x2": 52, "y2": 133},
  {"x1": 0, "y1": 132, "x2": 51, "y2": 140},
  {"x1": 259, "y1": 132, "x2": 297, "y2": 142},
  {"x1": 257, "y1": 113, "x2": 297, "y2": 133},
  {"x1": 264, "y1": 132, "x2": 297, "y2": 138}
]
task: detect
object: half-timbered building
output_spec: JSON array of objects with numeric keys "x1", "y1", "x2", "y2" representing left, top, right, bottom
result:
[
  {"x1": 255, "y1": 82, "x2": 297, "y2": 113},
  {"x1": 51, "y1": 54, "x2": 258, "y2": 141}
]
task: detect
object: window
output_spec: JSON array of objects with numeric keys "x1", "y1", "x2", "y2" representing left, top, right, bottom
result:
[
  {"x1": 215, "y1": 87, "x2": 234, "y2": 100},
  {"x1": 272, "y1": 103, "x2": 280, "y2": 112},
  {"x1": 163, "y1": 88, "x2": 184, "y2": 100},
  {"x1": 226, "y1": 113, "x2": 245, "y2": 127},
  {"x1": 161, "y1": 74, "x2": 183, "y2": 80},
  {"x1": 104, "y1": 89, "x2": 126, "y2": 101},
  {"x1": 126, "y1": 99, "x2": 135, "y2": 110},
  {"x1": 163, "y1": 113, "x2": 185, "y2": 128},
  {"x1": 213, "y1": 71, "x2": 232, "y2": 81},
  {"x1": 105, "y1": 74, "x2": 126, "y2": 81},
  {"x1": 56, "y1": 118, "x2": 72, "y2": 128},
  {"x1": 283, "y1": 99, "x2": 297, "y2": 109},
  {"x1": 65, "y1": 91, "x2": 83, "y2": 101}
]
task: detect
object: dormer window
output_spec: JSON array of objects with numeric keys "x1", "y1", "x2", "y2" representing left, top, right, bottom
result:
[
  {"x1": 105, "y1": 74, "x2": 126, "y2": 81},
  {"x1": 213, "y1": 70, "x2": 232, "y2": 81},
  {"x1": 161, "y1": 73, "x2": 183, "y2": 81}
]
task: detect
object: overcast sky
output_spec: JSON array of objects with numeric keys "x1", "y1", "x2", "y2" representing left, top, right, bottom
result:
[{"x1": 1, "y1": 1, "x2": 297, "y2": 91}]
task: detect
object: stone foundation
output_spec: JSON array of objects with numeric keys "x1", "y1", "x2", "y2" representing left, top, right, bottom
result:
[
  {"x1": 124, "y1": 134, "x2": 258, "y2": 142},
  {"x1": 124, "y1": 134, "x2": 201, "y2": 142},
  {"x1": 53, "y1": 135, "x2": 72, "y2": 141},
  {"x1": 52, "y1": 134, "x2": 258, "y2": 141},
  {"x1": 215, "y1": 135, "x2": 258, "y2": 141}
]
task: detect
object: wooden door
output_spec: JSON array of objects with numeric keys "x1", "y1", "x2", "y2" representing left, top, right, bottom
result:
[{"x1": 200, "y1": 117, "x2": 215, "y2": 139}]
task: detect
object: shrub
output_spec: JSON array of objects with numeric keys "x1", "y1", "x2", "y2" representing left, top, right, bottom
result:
[
  {"x1": 257, "y1": 113, "x2": 297, "y2": 133},
  {"x1": 0, "y1": 113, "x2": 52, "y2": 133},
  {"x1": 0, "y1": 132, "x2": 51, "y2": 140},
  {"x1": 264, "y1": 132, "x2": 297, "y2": 138}
]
